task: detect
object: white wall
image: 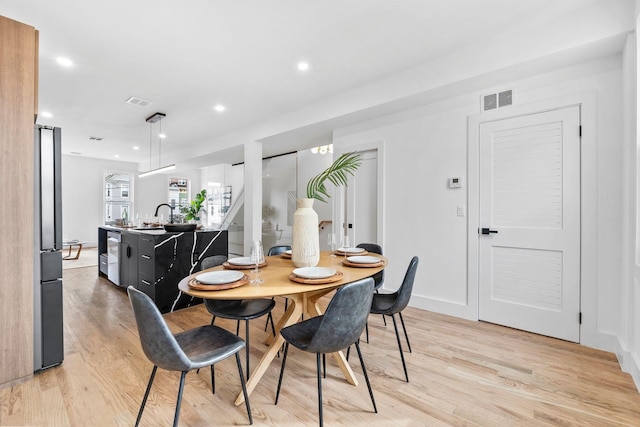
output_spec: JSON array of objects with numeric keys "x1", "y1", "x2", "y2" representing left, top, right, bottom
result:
[
  {"x1": 62, "y1": 155, "x2": 205, "y2": 246},
  {"x1": 619, "y1": 2, "x2": 640, "y2": 389},
  {"x1": 61, "y1": 155, "x2": 137, "y2": 245},
  {"x1": 334, "y1": 55, "x2": 625, "y2": 355}
]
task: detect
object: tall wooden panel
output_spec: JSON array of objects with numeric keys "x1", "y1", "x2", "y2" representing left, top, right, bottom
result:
[{"x1": 0, "y1": 15, "x2": 38, "y2": 388}]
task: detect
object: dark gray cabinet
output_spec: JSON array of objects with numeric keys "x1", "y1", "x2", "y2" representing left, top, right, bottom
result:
[
  {"x1": 98, "y1": 227, "x2": 228, "y2": 313},
  {"x1": 120, "y1": 231, "x2": 138, "y2": 289}
]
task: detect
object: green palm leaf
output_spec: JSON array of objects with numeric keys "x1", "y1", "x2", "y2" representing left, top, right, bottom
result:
[{"x1": 306, "y1": 152, "x2": 362, "y2": 202}]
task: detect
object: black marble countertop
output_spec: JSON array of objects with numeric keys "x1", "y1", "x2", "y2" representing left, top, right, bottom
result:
[{"x1": 99, "y1": 225, "x2": 222, "y2": 235}]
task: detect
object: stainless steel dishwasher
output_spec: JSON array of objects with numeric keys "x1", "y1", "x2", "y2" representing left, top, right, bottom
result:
[{"x1": 107, "y1": 231, "x2": 121, "y2": 286}]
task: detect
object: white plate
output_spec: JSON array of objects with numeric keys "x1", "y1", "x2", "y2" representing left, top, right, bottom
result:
[
  {"x1": 293, "y1": 267, "x2": 337, "y2": 279},
  {"x1": 196, "y1": 270, "x2": 244, "y2": 285},
  {"x1": 228, "y1": 257, "x2": 255, "y2": 266},
  {"x1": 337, "y1": 247, "x2": 365, "y2": 254},
  {"x1": 347, "y1": 255, "x2": 381, "y2": 264},
  {"x1": 285, "y1": 249, "x2": 292, "y2": 255}
]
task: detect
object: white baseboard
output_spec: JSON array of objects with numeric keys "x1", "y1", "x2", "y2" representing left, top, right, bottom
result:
[
  {"x1": 616, "y1": 338, "x2": 640, "y2": 392},
  {"x1": 408, "y1": 294, "x2": 477, "y2": 321}
]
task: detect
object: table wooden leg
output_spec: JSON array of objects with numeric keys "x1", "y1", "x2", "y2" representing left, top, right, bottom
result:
[
  {"x1": 235, "y1": 295, "x2": 304, "y2": 406},
  {"x1": 63, "y1": 243, "x2": 83, "y2": 260},
  {"x1": 265, "y1": 296, "x2": 297, "y2": 346}
]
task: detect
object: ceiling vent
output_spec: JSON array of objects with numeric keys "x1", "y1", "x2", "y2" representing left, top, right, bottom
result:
[
  {"x1": 89, "y1": 136, "x2": 104, "y2": 141},
  {"x1": 126, "y1": 96, "x2": 152, "y2": 107},
  {"x1": 482, "y1": 89, "x2": 513, "y2": 112}
]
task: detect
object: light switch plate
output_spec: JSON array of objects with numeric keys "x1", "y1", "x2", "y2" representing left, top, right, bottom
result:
[{"x1": 457, "y1": 205, "x2": 466, "y2": 217}]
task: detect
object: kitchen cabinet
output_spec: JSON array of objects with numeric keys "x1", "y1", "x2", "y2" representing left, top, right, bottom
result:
[
  {"x1": 98, "y1": 227, "x2": 228, "y2": 313},
  {"x1": 0, "y1": 15, "x2": 38, "y2": 388},
  {"x1": 120, "y1": 231, "x2": 138, "y2": 288}
]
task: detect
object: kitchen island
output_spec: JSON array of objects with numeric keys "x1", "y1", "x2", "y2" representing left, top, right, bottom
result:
[{"x1": 98, "y1": 226, "x2": 228, "y2": 312}]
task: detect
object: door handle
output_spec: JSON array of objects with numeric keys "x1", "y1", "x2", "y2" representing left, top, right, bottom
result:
[{"x1": 480, "y1": 228, "x2": 498, "y2": 235}]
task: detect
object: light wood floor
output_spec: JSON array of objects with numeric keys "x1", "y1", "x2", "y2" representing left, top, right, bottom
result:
[{"x1": 2, "y1": 266, "x2": 640, "y2": 426}]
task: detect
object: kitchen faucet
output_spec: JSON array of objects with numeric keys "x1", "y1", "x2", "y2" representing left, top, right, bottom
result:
[{"x1": 154, "y1": 203, "x2": 176, "y2": 224}]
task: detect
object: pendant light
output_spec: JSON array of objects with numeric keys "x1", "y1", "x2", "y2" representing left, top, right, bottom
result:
[{"x1": 139, "y1": 112, "x2": 176, "y2": 178}]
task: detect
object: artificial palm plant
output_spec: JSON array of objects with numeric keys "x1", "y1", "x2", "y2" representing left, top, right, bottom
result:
[{"x1": 306, "y1": 152, "x2": 362, "y2": 202}]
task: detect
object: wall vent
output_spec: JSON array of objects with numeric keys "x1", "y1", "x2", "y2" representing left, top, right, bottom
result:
[
  {"x1": 482, "y1": 89, "x2": 513, "y2": 112},
  {"x1": 89, "y1": 136, "x2": 104, "y2": 141},
  {"x1": 126, "y1": 96, "x2": 151, "y2": 107}
]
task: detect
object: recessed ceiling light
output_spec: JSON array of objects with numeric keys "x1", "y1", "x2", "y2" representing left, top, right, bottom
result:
[
  {"x1": 214, "y1": 104, "x2": 226, "y2": 112},
  {"x1": 40, "y1": 111, "x2": 53, "y2": 118},
  {"x1": 56, "y1": 57, "x2": 73, "y2": 67},
  {"x1": 158, "y1": 133, "x2": 166, "y2": 139},
  {"x1": 114, "y1": 154, "x2": 119, "y2": 158},
  {"x1": 297, "y1": 61, "x2": 310, "y2": 71},
  {"x1": 133, "y1": 146, "x2": 140, "y2": 150}
]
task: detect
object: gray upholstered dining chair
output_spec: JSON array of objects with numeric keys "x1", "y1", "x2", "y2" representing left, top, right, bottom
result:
[
  {"x1": 274, "y1": 278, "x2": 377, "y2": 427},
  {"x1": 356, "y1": 243, "x2": 384, "y2": 291},
  {"x1": 127, "y1": 286, "x2": 252, "y2": 427},
  {"x1": 200, "y1": 255, "x2": 276, "y2": 380},
  {"x1": 356, "y1": 242, "x2": 385, "y2": 342},
  {"x1": 369, "y1": 256, "x2": 419, "y2": 382},
  {"x1": 267, "y1": 245, "x2": 291, "y2": 256}
]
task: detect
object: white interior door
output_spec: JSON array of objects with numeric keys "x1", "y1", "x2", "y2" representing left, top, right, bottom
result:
[
  {"x1": 345, "y1": 149, "x2": 378, "y2": 245},
  {"x1": 478, "y1": 106, "x2": 581, "y2": 342}
]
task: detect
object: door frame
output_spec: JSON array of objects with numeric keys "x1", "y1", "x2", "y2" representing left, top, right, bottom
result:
[
  {"x1": 467, "y1": 92, "x2": 597, "y2": 346},
  {"x1": 333, "y1": 140, "x2": 385, "y2": 252}
]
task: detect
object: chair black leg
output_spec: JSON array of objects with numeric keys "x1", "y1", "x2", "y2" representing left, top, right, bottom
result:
[
  {"x1": 346, "y1": 345, "x2": 351, "y2": 361},
  {"x1": 391, "y1": 314, "x2": 409, "y2": 382},
  {"x1": 316, "y1": 353, "x2": 324, "y2": 427},
  {"x1": 382, "y1": 314, "x2": 387, "y2": 326},
  {"x1": 236, "y1": 320, "x2": 240, "y2": 335},
  {"x1": 269, "y1": 312, "x2": 276, "y2": 338},
  {"x1": 398, "y1": 312, "x2": 412, "y2": 353},
  {"x1": 275, "y1": 342, "x2": 290, "y2": 404},
  {"x1": 365, "y1": 321, "x2": 370, "y2": 343},
  {"x1": 210, "y1": 315, "x2": 216, "y2": 325},
  {"x1": 354, "y1": 341, "x2": 377, "y2": 413},
  {"x1": 322, "y1": 353, "x2": 326, "y2": 378},
  {"x1": 173, "y1": 371, "x2": 187, "y2": 427},
  {"x1": 245, "y1": 320, "x2": 251, "y2": 380},
  {"x1": 210, "y1": 364, "x2": 215, "y2": 394},
  {"x1": 264, "y1": 298, "x2": 275, "y2": 331},
  {"x1": 235, "y1": 353, "x2": 253, "y2": 425},
  {"x1": 135, "y1": 365, "x2": 157, "y2": 427}
]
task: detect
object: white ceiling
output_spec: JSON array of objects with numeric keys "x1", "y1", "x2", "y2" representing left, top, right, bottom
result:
[{"x1": 1, "y1": 0, "x2": 600, "y2": 167}]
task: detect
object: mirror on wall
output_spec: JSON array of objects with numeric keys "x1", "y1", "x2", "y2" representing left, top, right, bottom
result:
[{"x1": 104, "y1": 172, "x2": 133, "y2": 225}]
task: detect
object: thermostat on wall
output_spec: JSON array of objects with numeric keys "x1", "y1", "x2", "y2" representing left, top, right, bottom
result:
[{"x1": 449, "y1": 177, "x2": 462, "y2": 189}]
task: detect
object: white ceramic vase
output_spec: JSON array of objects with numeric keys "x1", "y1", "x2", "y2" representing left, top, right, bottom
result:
[{"x1": 291, "y1": 198, "x2": 320, "y2": 267}]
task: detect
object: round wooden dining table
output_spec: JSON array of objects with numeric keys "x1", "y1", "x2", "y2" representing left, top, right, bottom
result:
[{"x1": 177, "y1": 250, "x2": 387, "y2": 406}]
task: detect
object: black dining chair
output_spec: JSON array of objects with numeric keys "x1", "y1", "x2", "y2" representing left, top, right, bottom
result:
[
  {"x1": 356, "y1": 243, "x2": 385, "y2": 342},
  {"x1": 275, "y1": 278, "x2": 377, "y2": 427},
  {"x1": 370, "y1": 256, "x2": 419, "y2": 382},
  {"x1": 267, "y1": 245, "x2": 291, "y2": 256},
  {"x1": 264, "y1": 245, "x2": 292, "y2": 331},
  {"x1": 200, "y1": 255, "x2": 276, "y2": 380},
  {"x1": 127, "y1": 286, "x2": 253, "y2": 427}
]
